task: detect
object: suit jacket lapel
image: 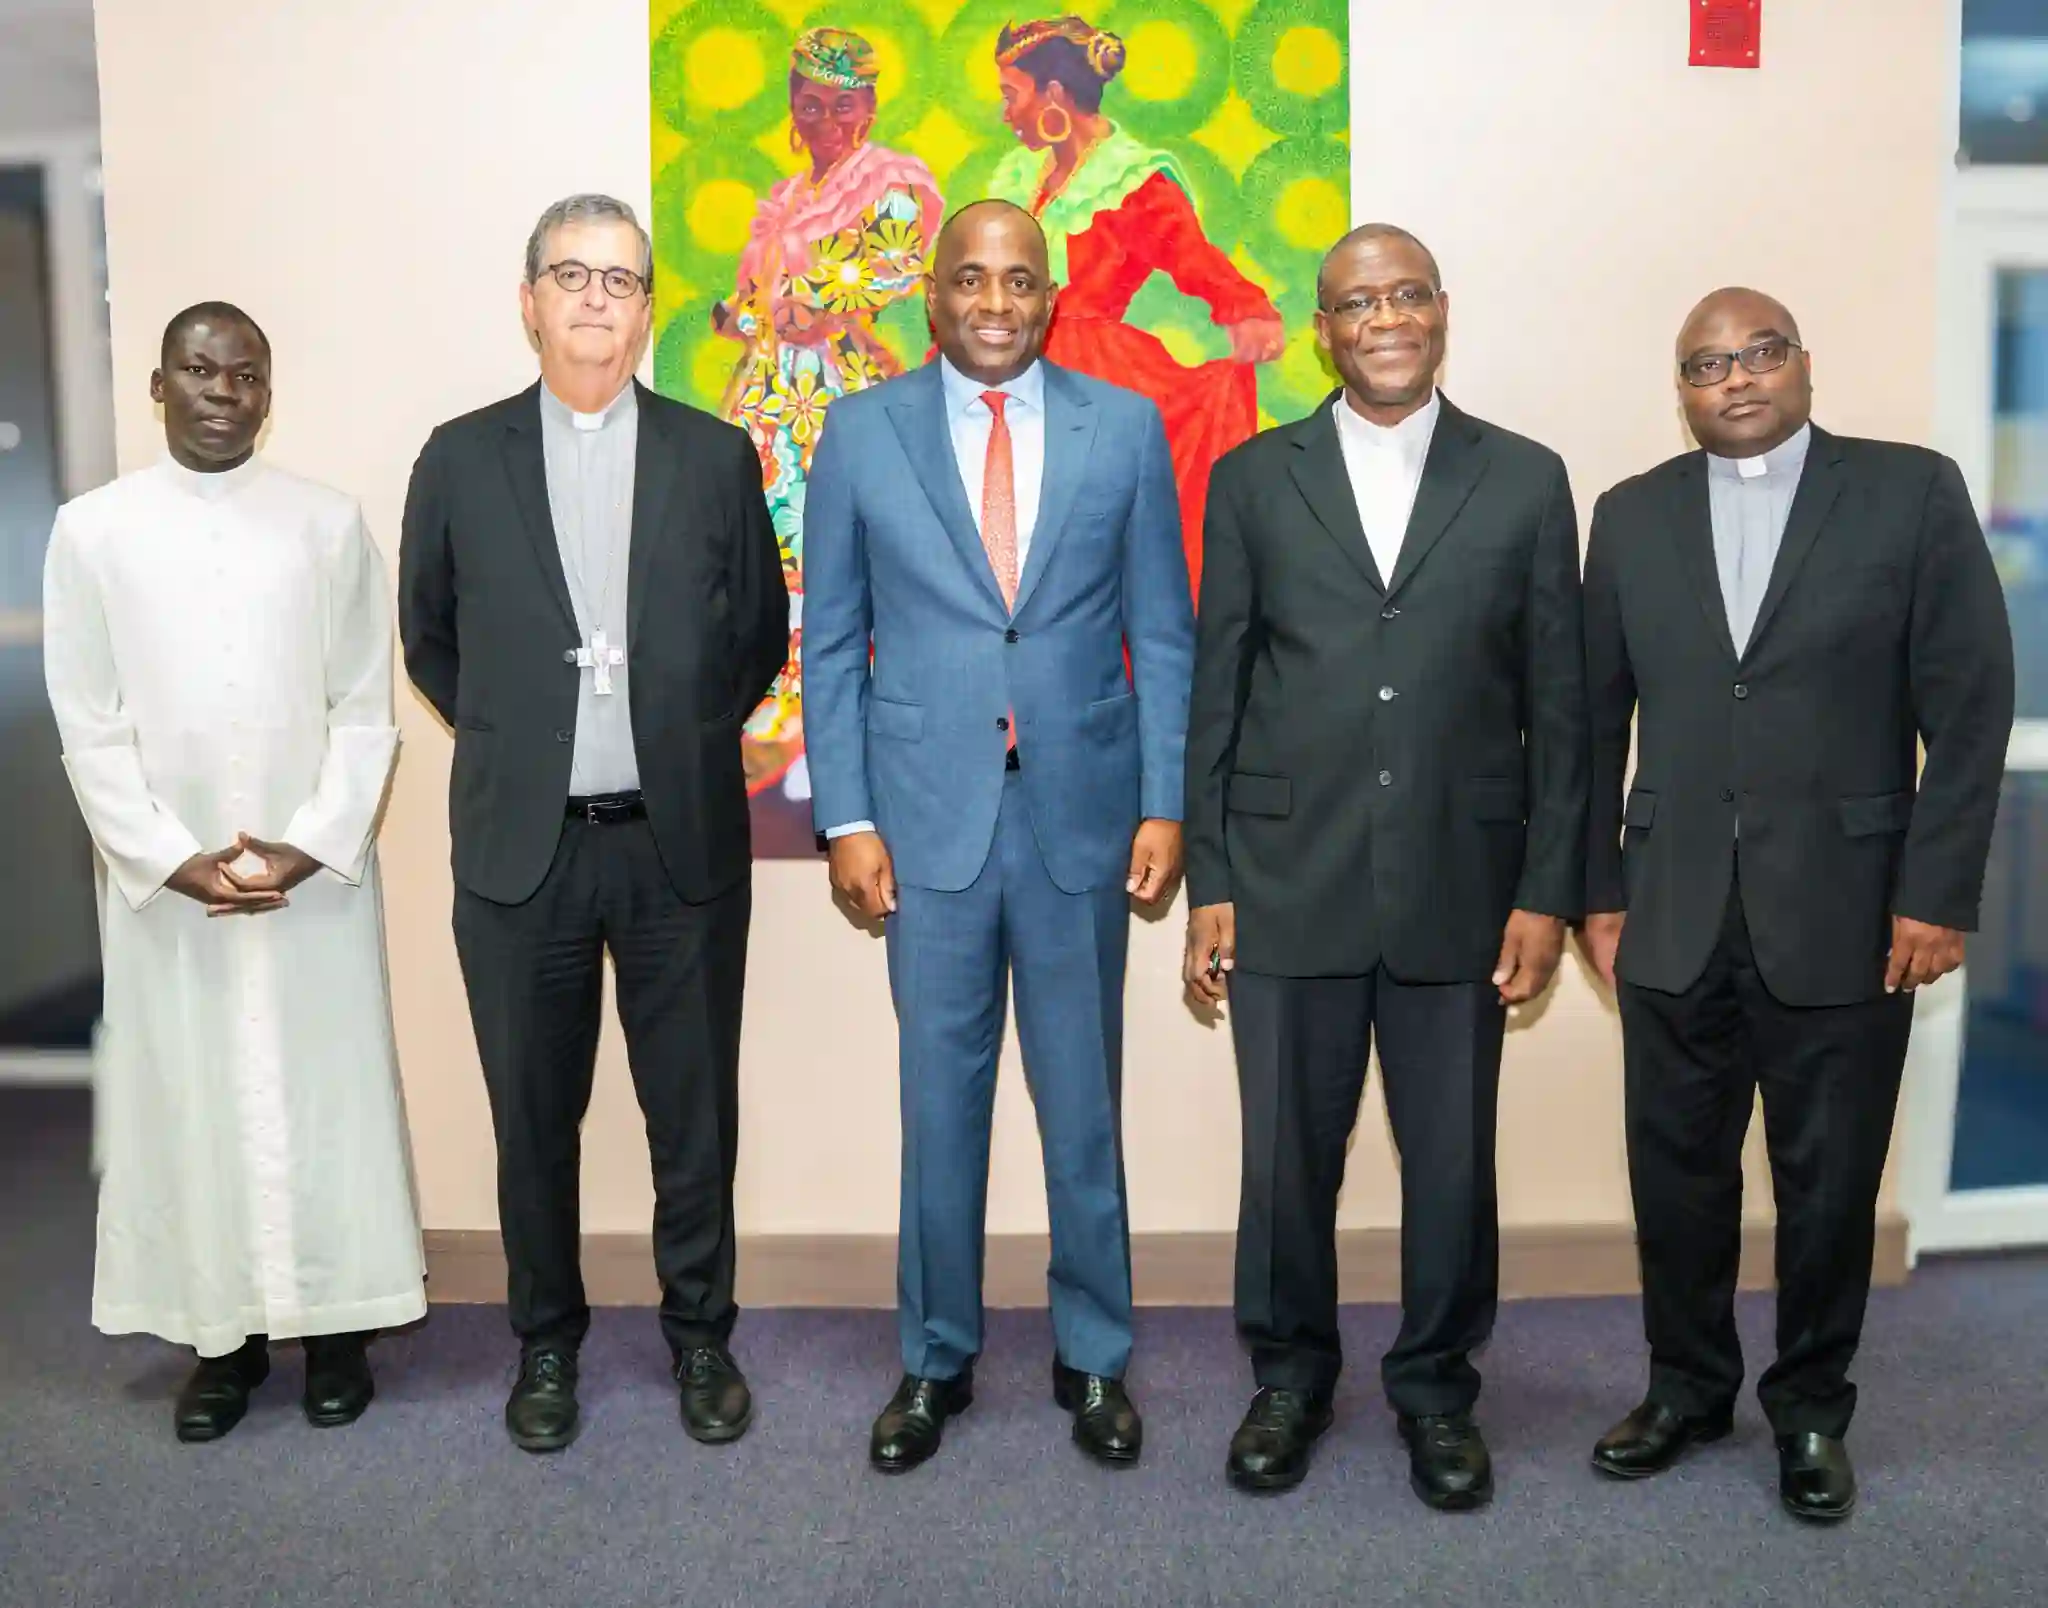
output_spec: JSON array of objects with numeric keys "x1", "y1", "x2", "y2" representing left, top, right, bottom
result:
[
  {"x1": 885, "y1": 365, "x2": 1006, "y2": 614},
  {"x1": 1672, "y1": 456, "x2": 1740, "y2": 662},
  {"x1": 1385, "y1": 397, "x2": 1487, "y2": 600},
  {"x1": 501, "y1": 383, "x2": 578, "y2": 633},
  {"x1": 1012, "y1": 364, "x2": 1096, "y2": 616},
  {"x1": 626, "y1": 381, "x2": 678, "y2": 647},
  {"x1": 1287, "y1": 395, "x2": 1384, "y2": 592},
  {"x1": 1742, "y1": 425, "x2": 1845, "y2": 660}
]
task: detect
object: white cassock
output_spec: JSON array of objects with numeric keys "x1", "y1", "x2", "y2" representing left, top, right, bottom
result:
[{"x1": 42, "y1": 455, "x2": 427, "y2": 1358}]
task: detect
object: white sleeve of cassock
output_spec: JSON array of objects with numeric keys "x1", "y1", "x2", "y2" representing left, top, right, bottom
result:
[
  {"x1": 282, "y1": 505, "x2": 401, "y2": 886},
  {"x1": 43, "y1": 506, "x2": 205, "y2": 911}
]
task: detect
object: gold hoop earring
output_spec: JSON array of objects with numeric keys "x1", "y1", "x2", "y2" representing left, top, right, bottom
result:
[
  {"x1": 1035, "y1": 105, "x2": 1072, "y2": 146},
  {"x1": 789, "y1": 122, "x2": 804, "y2": 154}
]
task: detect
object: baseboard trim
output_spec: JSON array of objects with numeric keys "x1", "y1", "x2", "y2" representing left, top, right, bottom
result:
[
  {"x1": 424, "y1": 1214, "x2": 1909, "y2": 1307},
  {"x1": 0, "y1": 1049, "x2": 91, "y2": 1086}
]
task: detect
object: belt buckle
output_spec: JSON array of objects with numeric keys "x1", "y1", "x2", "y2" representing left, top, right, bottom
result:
[{"x1": 584, "y1": 799, "x2": 619, "y2": 826}]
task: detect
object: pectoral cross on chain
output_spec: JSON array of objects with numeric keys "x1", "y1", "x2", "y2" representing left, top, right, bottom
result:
[{"x1": 573, "y1": 627, "x2": 625, "y2": 696}]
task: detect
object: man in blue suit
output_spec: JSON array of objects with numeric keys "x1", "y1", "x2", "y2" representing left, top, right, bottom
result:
[{"x1": 804, "y1": 200, "x2": 1194, "y2": 1473}]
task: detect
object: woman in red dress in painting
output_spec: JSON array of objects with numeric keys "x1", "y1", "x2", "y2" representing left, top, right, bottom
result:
[{"x1": 987, "y1": 15, "x2": 1285, "y2": 601}]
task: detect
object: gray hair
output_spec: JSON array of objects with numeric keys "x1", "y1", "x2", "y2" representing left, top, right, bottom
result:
[{"x1": 524, "y1": 193, "x2": 654, "y2": 286}]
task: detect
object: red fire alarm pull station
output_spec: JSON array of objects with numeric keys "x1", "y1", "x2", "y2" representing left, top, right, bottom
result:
[{"x1": 1691, "y1": 0, "x2": 1760, "y2": 69}]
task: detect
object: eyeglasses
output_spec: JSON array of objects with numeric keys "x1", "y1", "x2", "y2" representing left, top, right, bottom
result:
[
  {"x1": 1322, "y1": 284, "x2": 1440, "y2": 322},
  {"x1": 1680, "y1": 338, "x2": 1801, "y2": 388},
  {"x1": 539, "y1": 260, "x2": 649, "y2": 299}
]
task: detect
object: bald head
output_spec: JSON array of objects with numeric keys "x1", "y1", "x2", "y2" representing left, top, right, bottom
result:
[
  {"x1": 1677, "y1": 286, "x2": 1801, "y2": 360},
  {"x1": 160, "y1": 301, "x2": 269, "y2": 371},
  {"x1": 1318, "y1": 223, "x2": 1441, "y2": 303},
  {"x1": 936, "y1": 199, "x2": 1046, "y2": 263}
]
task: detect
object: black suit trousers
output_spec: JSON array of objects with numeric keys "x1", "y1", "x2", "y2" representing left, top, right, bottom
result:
[
  {"x1": 1230, "y1": 967, "x2": 1506, "y2": 1414},
  {"x1": 1619, "y1": 859, "x2": 1910, "y2": 1438},
  {"x1": 453, "y1": 816, "x2": 748, "y2": 1361}
]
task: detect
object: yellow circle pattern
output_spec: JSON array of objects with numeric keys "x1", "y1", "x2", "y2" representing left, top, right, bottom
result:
[
  {"x1": 688, "y1": 178, "x2": 763, "y2": 255},
  {"x1": 1122, "y1": 21, "x2": 1200, "y2": 103},
  {"x1": 687, "y1": 29, "x2": 766, "y2": 111},
  {"x1": 1274, "y1": 175, "x2": 1347, "y2": 251},
  {"x1": 1271, "y1": 26, "x2": 1342, "y2": 99}
]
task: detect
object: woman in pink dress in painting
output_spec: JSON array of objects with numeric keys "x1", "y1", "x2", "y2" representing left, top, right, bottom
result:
[{"x1": 712, "y1": 28, "x2": 943, "y2": 848}]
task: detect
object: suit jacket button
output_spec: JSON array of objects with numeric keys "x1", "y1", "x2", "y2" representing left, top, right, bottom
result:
[
  {"x1": 1733, "y1": 682, "x2": 1749, "y2": 699},
  {"x1": 1721, "y1": 788, "x2": 1735, "y2": 802},
  {"x1": 1378, "y1": 770, "x2": 1392, "y2": 786},
  {"x1": 555, "y1": 729, "x2": 572, "y2": 743},
  {"x1": 1378, "y1": 686, "x2": 1396, "y2": 702},
  {"x1": 996, "y1": 716, "x2": 1010, "y2": 731},
  {"x1": 1004, "y1": 629, "x2": 1019, "y2": 643},
  {"x1": 562, "y1": 649, "x2": 578, "y2": 664},
  {"x1": 1381, "y1": 604, "x2": 1399, "y2": 620}
]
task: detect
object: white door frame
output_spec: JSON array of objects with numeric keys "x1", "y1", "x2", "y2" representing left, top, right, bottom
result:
[{"x1": 1902, "y1": 191, "x2": 2048, "y2": 1258}]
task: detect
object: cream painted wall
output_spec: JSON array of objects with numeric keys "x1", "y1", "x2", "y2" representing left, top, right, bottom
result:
[{"x1": 91, "y1": 0, "x2": 1946, "y2": 1245}]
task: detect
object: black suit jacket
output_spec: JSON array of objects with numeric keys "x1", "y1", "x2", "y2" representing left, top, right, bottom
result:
[
  {"x1": 1584, "y1": 427, "x2": 2014, "y2": 1006},
  {"x1": 1184, "y1": 394, "x2": 1588, "y2": 980},
  {"x1": 398, "y1": 381, "x2": 787, "y2": 906}
]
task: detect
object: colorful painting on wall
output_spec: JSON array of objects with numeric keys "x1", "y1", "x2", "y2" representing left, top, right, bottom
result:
[{"x1": 649, "y1": 0, "x2": 1350, "y2": 855}]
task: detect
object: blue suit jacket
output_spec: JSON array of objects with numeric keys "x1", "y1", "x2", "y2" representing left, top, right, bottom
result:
[{"x1": 804, "y1": 359, "x2": 1194, "y2": 894}]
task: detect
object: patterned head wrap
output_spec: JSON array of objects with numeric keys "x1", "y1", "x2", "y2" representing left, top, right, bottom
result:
[
  {"x1": 994, "y1": 16, "x2": 1126, "y2": 83},
  {"x1": 791, "y1": 27, "x2": 880, "y2": 92}
]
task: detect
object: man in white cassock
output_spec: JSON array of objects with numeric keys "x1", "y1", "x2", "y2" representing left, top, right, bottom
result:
[{"x1": 42, "y1": 302, "x2": 426, "y2": 1443}]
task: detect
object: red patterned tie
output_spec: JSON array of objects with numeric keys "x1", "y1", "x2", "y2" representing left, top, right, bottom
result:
[{"x1": 982, "y1": 391, "x2": 1019, "y2": 755}]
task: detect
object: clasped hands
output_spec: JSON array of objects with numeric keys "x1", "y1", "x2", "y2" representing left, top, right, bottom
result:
[
  {"x1": 828, "y1": 820, "x2": 1185, "y2": 923},
  {"x1": 166, "y1": 834, "x2": 323, "y2": 918},
  {"x1": 1184, "y1": 905, "x2": 1568, "y2": 1010}
]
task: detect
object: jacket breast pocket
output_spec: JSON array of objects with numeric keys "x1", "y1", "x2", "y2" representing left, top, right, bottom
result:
[
  {"x1": 1623, "y1": 788, "x2": 1657, "y2": 830},
  {"x1": 1838, "y1": 790, "x2": 1911, "y2": 837},
  {"x1": 867, "y1": 697, "x2": 925, "y2": 742}
]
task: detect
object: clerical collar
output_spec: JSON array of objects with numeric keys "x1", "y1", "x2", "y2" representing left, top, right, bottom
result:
[
  {"x1": 1333, "y1": 388, "x2": 1440, "y2": 455},
  {"x1": 160, "y1": 452, "x2": 263, "y2": 501},
  {"x1": 1707, "y1": 421, "x2": 1812, "y2": 483},
  {"x1": 540, "y1": 377, "x2": 637, "y2": 434}
]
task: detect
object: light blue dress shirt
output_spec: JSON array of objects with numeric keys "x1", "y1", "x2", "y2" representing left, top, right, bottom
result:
[{"x1": 825, "y1": 358, "x2": 1047, "y2": 840}]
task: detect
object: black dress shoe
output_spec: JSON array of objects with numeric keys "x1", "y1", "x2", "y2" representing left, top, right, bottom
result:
[
  {"x1": 1052, "y1": 1358, "x2": 1142, "y2": 1465},
  {"x1": 677, "y1": 1344, "x2": 753, "y2": 1444},
  {"x1": 174, "y1": 1336, "x2": 270, "y2": 1443},
  {"x1": 1398, "y1": 1412, "x2": 1494, "y2": 1511},
  {"x1": 302, "y1": 1332, "x2": 375, "y2": 1428},
  {"x1": 1779, "y1": 1432, "x2": 1856, "y2": 1522},
  {"x1": 1226, "y1": 1387, "x2": 1334, "y2": 1493},
  {"x1": 1591, "y1": 1399, "x2": 1734, "y2": 1479},
  {"x1": 869, "y1": 1371, "x2": 973, "y2": 1473},
  {"x1": 505, "y1": 1344, "x2": 580, "y2": 1453}
]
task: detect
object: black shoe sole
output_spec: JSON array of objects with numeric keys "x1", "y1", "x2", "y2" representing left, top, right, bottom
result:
[
  {"x1": 508, "y1": 1420, "x2": 579, "y2": 1453},
  {"x1": 304, "y1": 1400, "x2": 371, "y2": 1429},
  {"x1": 1226, "y1": 1460, "x2": 1310, "y2": 1494},
  {"x1": 1412, "y1": 1473, "x2": 1493, "y2": 1512},
  {"x1": 1073, "y1": 1429, "x2": 1141, "y2": 1467},
  {"x1": 174, "y1": 1416, "x2": 246, "y2": 1444},
  {"x1": 682, "y1": 1401, "x2": 754, "y2": 1445},
  {"x1": 1782, "y1": 1492, "x2": 1856, "y2": 1523},
  {"x1": 1590, "y1": 1417, "x2": 1735, "y2": 1481}
]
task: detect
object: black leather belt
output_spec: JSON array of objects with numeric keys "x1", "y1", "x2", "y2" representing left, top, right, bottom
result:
[{"x1": 566, "y1": 791, "x2": 645, "y2": 824}]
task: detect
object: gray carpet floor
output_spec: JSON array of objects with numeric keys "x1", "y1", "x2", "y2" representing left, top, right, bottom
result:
[{"x1": 4, "y1": 1084, "x2": 2045, "y2": 1608}]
